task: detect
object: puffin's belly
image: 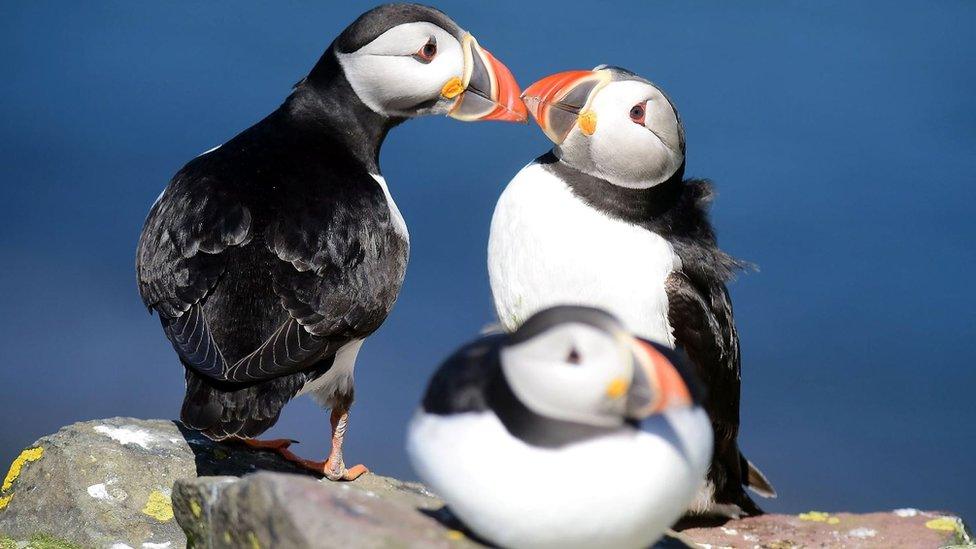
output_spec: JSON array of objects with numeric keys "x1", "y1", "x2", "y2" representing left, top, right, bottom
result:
[
  {"x1": 407, "y1": 409, "x2": 710, "y2": 549},
  {"x1": 489, "y1": 163, "x2": 679, "y2": 344}
]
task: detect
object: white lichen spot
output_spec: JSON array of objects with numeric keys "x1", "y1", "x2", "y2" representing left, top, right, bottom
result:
[
  {"x1": 110, "y1": 544, "x2": 135, "y2": 549},
  {"x1": 848, "y1": 527, "x2": 877, "y2": 539},
  {"x1": 721, "y1": 527, "x2": 738, "y2": 535},
  {"x1": 87, "y1": 477, "x2": 120, "y2": 501},
  {"x1": 142, "y1": 542, "x2": 172, "y2": 549},
  {"x1": 743, "y1": 534, "x2": 759, "y2": 542},
  {"x1": 87, "y1": 483, "x2": 112, "y2": 500},
  {"x1": 894, "y1": 508, "x2": 919, "y2": 517},
  {"x1": 94, "y1": 425, "x2": 156, "y2": 449}
]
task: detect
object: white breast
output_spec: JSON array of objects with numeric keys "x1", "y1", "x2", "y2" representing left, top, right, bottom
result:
[
  {"x1": 407, "y1": 407, "x2": 712, "y2": 549},
  {"x1": 488, "y1": 162, "x2": 680, "y2": 344},
  {"x1": 371, "y1": 174, "x2": 409, "y2": 243}
]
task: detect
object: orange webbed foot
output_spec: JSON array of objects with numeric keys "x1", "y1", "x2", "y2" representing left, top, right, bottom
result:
[{"x1": 282, "y1": 455, "x2": 369, "y2": 481}]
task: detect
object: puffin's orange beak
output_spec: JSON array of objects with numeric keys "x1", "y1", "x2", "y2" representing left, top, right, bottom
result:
[
  {"x1": 625, "y1": 338, "x2": 695, "y2": 419},
  {"x1": 447, "y1": 35, "x2": 527, "y2": 123},
  {"x1": 522, "y1": 69, "x2": 611, "y2": 143}
]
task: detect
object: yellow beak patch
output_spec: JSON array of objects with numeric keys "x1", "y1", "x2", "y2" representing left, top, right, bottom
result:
[
  {"x1": 441, "y1": 77, "x2": 464, "y2": 99},
  {"x1": 578, "y1": 110, "x2": 597, "y2": 136},
  {"x1": 605, "y1": 377, "x2": 629, "y2": 399}
]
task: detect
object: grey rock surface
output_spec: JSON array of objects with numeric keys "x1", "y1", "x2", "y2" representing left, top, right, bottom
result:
[
  {"x1": 680, "y1": 509, "x2": 973, "y2": 548},
  {"x1": 1, "y1": 418, "x2": 971, "y2": 549},
  {"x1": 172, "y1": 472, "x2": 482, "y2": 549},
  {"x1": 0, "y1": 417, "x2": 312, "y2": 549}
]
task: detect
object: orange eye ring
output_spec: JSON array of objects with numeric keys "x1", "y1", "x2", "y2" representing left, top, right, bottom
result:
[
  {"x1": 415, "y1": 39, "x2": 437, "y2": 63},
  {"x1": 630, "y1": 102, "x2": 647, "y2": 125}
]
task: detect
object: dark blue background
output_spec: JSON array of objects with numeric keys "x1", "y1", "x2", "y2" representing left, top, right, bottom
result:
[{"x1": 2, "y1": 1, "x2": 973, "y2": 522}]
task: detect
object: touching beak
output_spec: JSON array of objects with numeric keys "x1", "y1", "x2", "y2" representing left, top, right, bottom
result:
[
  {"x1": 445, "y1": 35, "x2": 527, "y2": 123},
  {"x1": 522, "y1": 69, "x2": 611, "y2": 144},
  {"x1": 623, "y1": 337, "x2": 696, "y2": 420}
]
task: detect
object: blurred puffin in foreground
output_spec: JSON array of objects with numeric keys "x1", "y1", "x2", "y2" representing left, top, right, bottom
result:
[
  {"x1": 408, "y1": 306, "x2": 712, "y2": 549},
  {"x1": 137, "y1": 4, "x2": 526, "y2": 481},
  {"x1": 488, "y1": 66, "x2": 773, "y2": 515}
]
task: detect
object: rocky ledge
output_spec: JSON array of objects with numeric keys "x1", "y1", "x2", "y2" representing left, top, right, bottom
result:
[{"x1": 0, "y1": 418, "x2": 970, "y2": 548}]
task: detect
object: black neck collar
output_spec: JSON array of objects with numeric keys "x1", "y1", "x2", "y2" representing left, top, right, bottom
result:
[
  {"x1": 538, "y1": 151, "x2": 686, "y2": 225},
  {"x1": 282, "y1": 47, "x2": 404, "y2": 174}
]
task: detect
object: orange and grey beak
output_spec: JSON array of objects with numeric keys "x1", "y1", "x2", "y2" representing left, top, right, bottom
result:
[
  {"x1": 624, "y1": 338, "x2": 701, "y2": 420},
  {"x1": 445, "y1": 35, "x2": 527, "y2": 123},
  {"x1": 522, "y1": 69, "x2": 611, "y2": 144}
]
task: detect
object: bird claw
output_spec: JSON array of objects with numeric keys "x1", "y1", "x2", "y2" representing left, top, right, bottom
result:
[
  {"x1": 325, "y1": 462, "x2": 369, "y2": 482},
  {"x1": 282, "y1": 455, "x2": 368, "y2": 481}
]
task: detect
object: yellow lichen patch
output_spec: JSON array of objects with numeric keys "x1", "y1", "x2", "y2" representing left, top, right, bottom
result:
[
  {"x1": 798, "y1": 511, "x2": 840, "y2": 524},
  {"x1": 926, "y1": 516, "x2": 962, "y2": 533},
  {"x1": 441, "y1": 77, "x2": 464, "y2": 99},
  {"x1": 2, "y1": 447, "x2": 44, "y2": 492},
  {"x1": 141, "y1": 490, "x2": 174, "y2": 522},
  {"x1": 190, "y1": 498, "x2": 202, "y2": 518},
  {"x1": 223, "y1": 532, "x2": 232, "y2": 544},
  {"x1": 0, "y1": 493, "x2": 12, "y2": 511},
  {"x1": 578, "y1": 110, "x2": 598, "y2": 135},
  {"x1": 247, "y1": 531, "x2": 261, "y2": 549},
  {"x1": 446, "y1": 530, "x2": 465, "y2": 541}
]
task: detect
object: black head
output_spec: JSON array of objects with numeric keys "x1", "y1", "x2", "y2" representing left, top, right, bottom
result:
[{"x1": 304, "y1": 3, "x2": 526, "y2": 122}]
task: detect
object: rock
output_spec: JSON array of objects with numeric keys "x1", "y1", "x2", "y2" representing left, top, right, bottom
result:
[
  {"x1": 0, "y1": 417, "x2": 313, "y2": 549},
  {"x1": 174, "y1": 474, "x2": 973, "y2": 549},
  {"x1": 678, "y1": 509, "x2": 973, "y2": 548},
  {"x1": 172, "y1": 472, "x2": 482, "y2": 549},
  {"x1": 1, "y1": 418, "x2": 971, "y2": 549}
]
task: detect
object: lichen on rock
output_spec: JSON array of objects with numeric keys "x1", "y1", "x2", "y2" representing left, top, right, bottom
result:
[{"x1": 0, "y1": 418, "x2": 971, "y2": 549}]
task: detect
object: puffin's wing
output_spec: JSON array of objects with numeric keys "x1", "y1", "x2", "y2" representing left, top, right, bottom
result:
[
  {"x1": 665, "y1": 270, "x2": 773, "y2": 511},
  {"x1": 665, "y1": 271, "x2": 739, "y2": 386},
  {"x1": 664, "y1": 273, "x2": 744, "y2": 468},
  {"x1": 137, "y1": 174, "x2": 250, "y2": 319},
  {"x1": 141, "y1": 170, "x2": 400, "y2": 384},
  {"x1": 220, "y1": 174, "x2": 407, "y2": 382},
  {"x1": 137, "y1": 173, "x2": 253, "y2": 379}
]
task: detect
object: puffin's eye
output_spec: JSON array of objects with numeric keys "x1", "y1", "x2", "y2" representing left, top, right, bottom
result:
[
  {"x1": 629, "y1": 102, "x2": 646, "y2": 125},
  {"x1": 414, "y1": 38, "x2": 437, "y2": 63},
  {"x1": 566, "y1": 347, "x2": 582, "y2": 365}
]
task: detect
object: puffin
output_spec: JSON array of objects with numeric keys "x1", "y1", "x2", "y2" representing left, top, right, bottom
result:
[
  {"x1": 136, "y1": 4, "x2": 526, "y2": 481},
  {"x1": 407, "y1": 306, "x2": 712, "y2": 549},
  {"x1": 487, "y1": 66, "x2": 773, "y2": 515}
]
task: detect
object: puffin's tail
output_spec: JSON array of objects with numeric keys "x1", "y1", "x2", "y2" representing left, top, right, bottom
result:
[
  {"x1": 741, "y1": 453, "x2": 776, "y2": 498},
  {"x1": 697, "y1": 444, "x2": 775, "y2": 519},
  {"x1": 180, "y1": 367, "x2": 304, "y2": 440},
  {"x1": 717, "y1": 451, "x2": 775, "y2": 518}
]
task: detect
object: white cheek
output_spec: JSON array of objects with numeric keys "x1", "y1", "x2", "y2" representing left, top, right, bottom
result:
[
  {"x1": 591, "y1": 118, "x2": 659, "y2": 183},
  {"x1": 337, "y1": 25, "x2": 463, "y2": 116},
  {"x1": 575, "y1": 81, "x2": 684, "y2": 188}
]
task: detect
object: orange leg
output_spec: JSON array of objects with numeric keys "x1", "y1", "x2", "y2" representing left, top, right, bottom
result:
[
  {"x1": 283, "y1": 406, "x2": 368, "y2": 481},
  {"x1": 226, "y1": 437, "x2": 297, "y2": 461}
]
